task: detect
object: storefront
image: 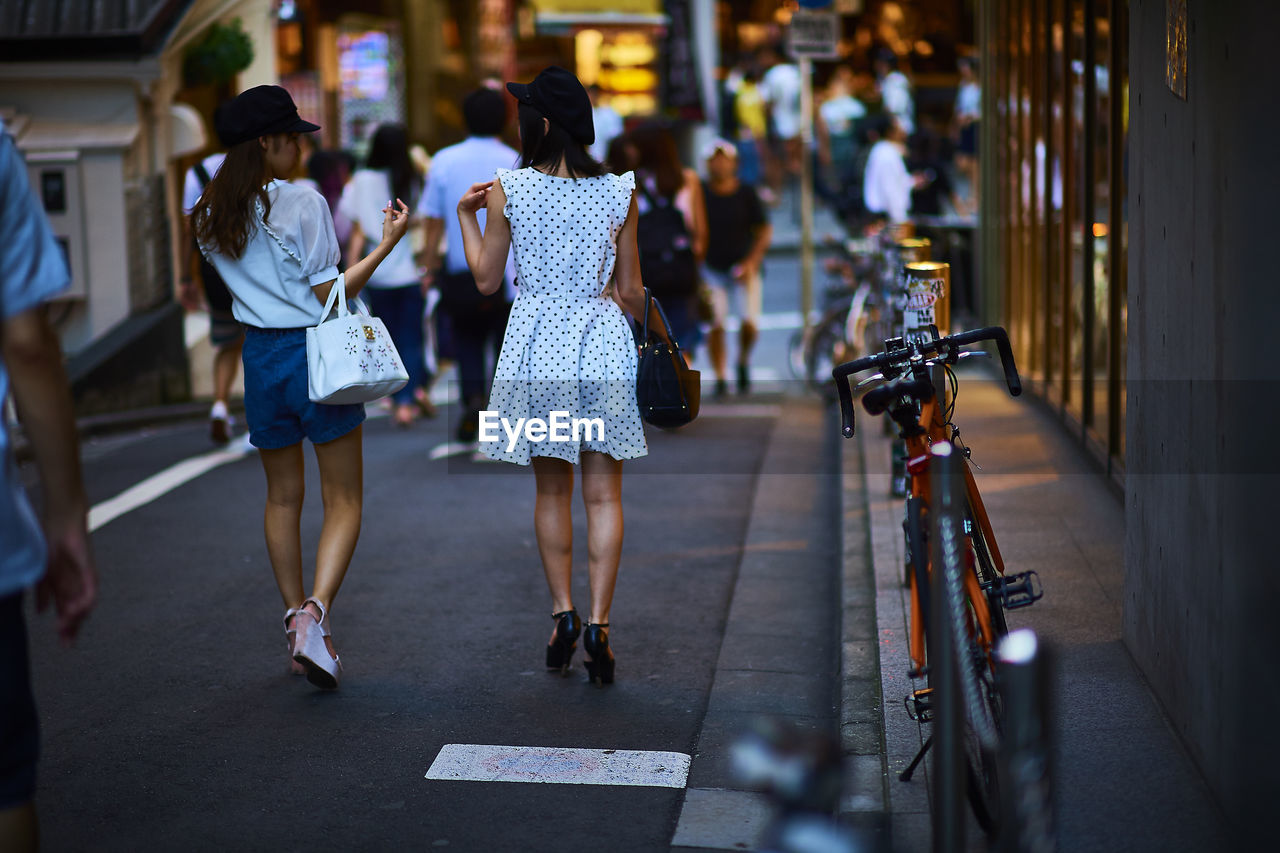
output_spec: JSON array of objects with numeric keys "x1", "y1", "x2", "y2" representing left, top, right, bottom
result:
[
  {"x1": 518, "y1": 0, "x2": 702, "y2": 122},
  {"x1": 979, "y1": 0, "x2": 1129, "y2": 479}
]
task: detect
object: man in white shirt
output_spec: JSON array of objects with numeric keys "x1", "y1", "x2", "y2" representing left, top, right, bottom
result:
[
  {"x1": 862, "y1": 115, "x2": 916, "y2": 225},
  {"x1": 420, "y1": 88, "x2": 518, "y2": 442},
  {"x1": 759, "y1": 50, "x2": 804, "y2": 200},
  {"x1": 179, "y1": 150, "x2": 242, "y2": 444},
  {"x1": 873, "y1": 49, "x2": 915, "y2": 136},
  {"x1": 588, "y1": 84, "x2": 624, "y2": 164}
]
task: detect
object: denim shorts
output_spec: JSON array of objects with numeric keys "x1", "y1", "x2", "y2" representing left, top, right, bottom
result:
[
  {"x1": 0, "y1": 593, "x2": 38, "y2": 809},
  {"x1": 242, "y1": 327, "x2": 365, "y2": 449}
]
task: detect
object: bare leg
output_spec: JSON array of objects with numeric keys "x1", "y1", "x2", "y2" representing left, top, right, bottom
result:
[
  {"x1": 0, "y1": 803, "x2": 37, "y2": 853},
  {"x1": 708, "y1": 326, "x2": 727, "y2": 381},
  {"x1": 580, "y1": 451, "x2": 623, "y2": 627},
  {"x1": 311, "y1": 426, "x2": 363, "y2": 609},
  {"x1": 213, "y1": 337, "x2": 243, "y2": 407},
  {"x1": 259, "y1": 443, "x2": 306, "y2": 609},
  {"x1": 533, "y1": 457, "x2": 575, "y2": 626},
  {"x1": 738, "y1": 320, "x2": 759, "y2": 367}
]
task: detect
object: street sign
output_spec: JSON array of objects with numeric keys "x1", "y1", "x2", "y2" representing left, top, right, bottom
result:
[{"x1": 787, "y1": 10, "x2": 839, "y2": 60}]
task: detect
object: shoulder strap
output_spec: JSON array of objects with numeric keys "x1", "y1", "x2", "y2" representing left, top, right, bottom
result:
[{"x1": 194, "y1": 160, "x2": 212, "y2": 188}]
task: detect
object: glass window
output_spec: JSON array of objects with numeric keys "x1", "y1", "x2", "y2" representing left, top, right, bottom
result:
[{"x1": 1091, "y1": 0, "x2": 1112, "y2": 439}]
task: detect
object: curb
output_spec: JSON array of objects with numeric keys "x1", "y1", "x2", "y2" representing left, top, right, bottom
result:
[
  {"x1": 838, "y1": 416, "x2": 892, "y2": 823},
  {"x1": 11, "y1": 400, "x2": 240, "y2": 463}
]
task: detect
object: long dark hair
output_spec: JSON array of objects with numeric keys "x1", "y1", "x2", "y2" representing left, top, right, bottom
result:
[
  {"x1": 192, "y1": 139, "x2": 270, "y2": 260},
  {"x1": 629, "y1": 124, "x2": 684, "y2": 198},
  {"x1": 517, "y1": 102, "x2": 603, "y2": 179},
  {"x1": 366, "y1": 123, "x2": 421, "y2": 207}
]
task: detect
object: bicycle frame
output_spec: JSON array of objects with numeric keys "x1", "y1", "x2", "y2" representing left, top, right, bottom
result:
[{"x1": 900, "y1": 388, "x2": 1005, "y2": 675}]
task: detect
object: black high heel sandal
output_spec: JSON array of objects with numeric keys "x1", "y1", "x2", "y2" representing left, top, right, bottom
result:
[
  {"x1": 546, "y1": 609, "x2": 581, "y2": 675},
  {"x1": 582, "y1": 623, "x2": 614, "y2": 687}
]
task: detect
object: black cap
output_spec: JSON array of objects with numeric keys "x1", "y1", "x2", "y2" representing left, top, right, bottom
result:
[
  {"x1": 214, "y1": 85, "x2": 320, "y2": 148},
  {"x1": 506, "y1": 66, "x2": 594, "y2": 146}
]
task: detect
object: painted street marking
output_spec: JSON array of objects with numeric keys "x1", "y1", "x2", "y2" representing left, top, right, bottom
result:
[
  {"x1": 427, "y1": 441, "x2": 479, "y2": 460},
  {"x1": 424, "y1": 744, "x2": 690, "y2": 788},
  {"x1": 88, "y1": 440, "x2": 255, "y2": 532}
]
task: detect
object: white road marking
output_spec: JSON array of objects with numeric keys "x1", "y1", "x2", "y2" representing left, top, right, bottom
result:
[
  {"x1": 427, "y1": 441, "x2": 479, "y2": 460},
  {"x1": 424, "y1": 744, "x2": 690, "y2": 788},
  {"x1": 88, "y1": 441, "x2": 255, "y2": 532}
]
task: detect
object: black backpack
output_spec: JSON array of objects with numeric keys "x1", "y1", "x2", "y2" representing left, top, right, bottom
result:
[{"x1": 636, "y1": 174, "x2": 699, "y2": 299}]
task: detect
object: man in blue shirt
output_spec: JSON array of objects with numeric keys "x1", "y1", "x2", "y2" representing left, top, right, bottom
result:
[
  {"x1": 0, "y1": 118, "x2": 98, "y2": 851},
  {"x1": 421, "y1": 87, "x2": 519, "y2": 443}
]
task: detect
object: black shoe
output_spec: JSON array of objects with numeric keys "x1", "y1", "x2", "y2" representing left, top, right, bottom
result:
[
  {"x1": 582, "y1": 623, "x2": 614, "y2": 687},
  {"x1": 455, "y1": 410, "x2": 479, "y2": 443},
  {"x1": 546, "y1": 609, "x2": 581, "y2": 675},
  {"x1": 736, "y1": 364, "x2": 751, "y2": 395},
  {"x1": 714, "y1": 378, "x2": 729, "y2": 399}
]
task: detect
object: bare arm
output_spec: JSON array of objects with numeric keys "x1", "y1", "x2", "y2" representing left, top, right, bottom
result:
[
  {"x1": 2, "y1": 307, "x2": 96, "y2": 643},
  {"x1": 735, "y1": 222, "x2": 774, "y2": 279},
  {"x1": 421, "y1": 216, "x2": 444, "y2": 295},
  {"x1": 683, "y1": 168, "x2": 708, "y2": 262},
  {"x1": 457, "y1": 180, "x2": 511, "y2": 296},
  {"x1": 312, "y1": 198, "x2": 411, "y2": 304}
]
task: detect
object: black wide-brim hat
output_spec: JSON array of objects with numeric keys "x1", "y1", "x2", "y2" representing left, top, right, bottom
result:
[
  {"x1": 214, "y1": 84, "x2": 320, "y2": 148},
  {"x1": 506, "y1": 66, "x2": 594, "y2": 146}
]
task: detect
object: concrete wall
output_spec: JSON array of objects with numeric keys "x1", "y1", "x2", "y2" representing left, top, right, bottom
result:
[{"x1": 1126, "y1": 1, "x2": 1280, "y2": 843}]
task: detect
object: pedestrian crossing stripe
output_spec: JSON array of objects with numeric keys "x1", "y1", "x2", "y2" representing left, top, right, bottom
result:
[{"x1": 424, "y1": 744, "x2": 690, "y2": 788}]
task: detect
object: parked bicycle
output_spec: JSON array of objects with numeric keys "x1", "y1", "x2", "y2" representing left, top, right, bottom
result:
[
  {"x1": 789, "y1": 232, "x2": 902, "y2": 396},
  {"x1": 832, "y1": 326, "x2": 1044, "y2": 841}
]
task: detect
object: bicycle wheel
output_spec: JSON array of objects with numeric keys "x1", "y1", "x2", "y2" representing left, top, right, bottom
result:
[
  {"x1": 930, "y1": 467, "x2": 1004, "y2": 837},
  {"x1": 787, "y1": 328, "x2": 809, "y2": 382},
  {"x1": 805, "y1": 316, "x2": 847, "y2": 398}
]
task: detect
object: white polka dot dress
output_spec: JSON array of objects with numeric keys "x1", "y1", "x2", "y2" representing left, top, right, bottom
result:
[{"x1": 480, "y1": 168, "x2": 647, "y2": 466}]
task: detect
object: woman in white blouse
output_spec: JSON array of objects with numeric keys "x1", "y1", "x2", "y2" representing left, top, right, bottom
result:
[{"x1": 193, "y1": 86, "x2": 410, "y2": 690}]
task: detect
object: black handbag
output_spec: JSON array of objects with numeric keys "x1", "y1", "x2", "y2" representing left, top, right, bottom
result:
[{"x1": 636, "y1": 288, "x2": 700, "y2": 429}]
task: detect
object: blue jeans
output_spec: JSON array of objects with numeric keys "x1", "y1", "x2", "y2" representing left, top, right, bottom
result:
[
  {"x1": 241, "y1": 328, "x2": 365, "y2": 448},
  {"x1": 367, "y1": 285, "x2": 429, "y2": 406}
]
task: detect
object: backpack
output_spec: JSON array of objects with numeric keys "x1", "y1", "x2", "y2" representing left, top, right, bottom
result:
[{"x1": 636, "y1": 173, "x2": 699, "y2": 299}]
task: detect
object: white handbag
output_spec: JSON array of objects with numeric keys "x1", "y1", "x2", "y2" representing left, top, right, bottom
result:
[{"x1": 306, "y1": 273, "x2": 409, "y2": 404}]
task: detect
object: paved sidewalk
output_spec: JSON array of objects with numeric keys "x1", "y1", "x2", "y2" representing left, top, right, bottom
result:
[{"x1": 839, "y1": 362, "x2": 1229, "y2": 850}]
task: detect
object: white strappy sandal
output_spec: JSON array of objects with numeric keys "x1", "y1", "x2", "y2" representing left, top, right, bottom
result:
[
  {"x1": 292, "y1": 597, "x2": 342, "y2": 689},
  {"x1": 284, "y1": 608, "x2": 306, "y2": 676}
]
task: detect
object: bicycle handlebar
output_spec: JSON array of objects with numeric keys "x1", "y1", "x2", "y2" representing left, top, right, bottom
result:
[{"x1": 832, "y1": 326, "x2": 1022, "y2": 438}]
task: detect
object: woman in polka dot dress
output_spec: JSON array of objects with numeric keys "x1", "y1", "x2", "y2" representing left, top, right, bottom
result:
[{"x1": 457, "y1": 66, "x2": 653, "y2": 686}]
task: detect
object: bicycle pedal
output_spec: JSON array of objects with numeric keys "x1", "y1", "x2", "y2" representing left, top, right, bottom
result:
[
  {"x1": 905, "y1": 688, "x2": 934, "y2": 722},
  {"x1": 989, "y1": 570, "x2": 1044, "y2": 609}
]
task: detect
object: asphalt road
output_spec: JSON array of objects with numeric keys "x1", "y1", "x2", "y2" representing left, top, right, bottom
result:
[{"x1": 20, "y1": 246, "x2": 849, "y2": 852}]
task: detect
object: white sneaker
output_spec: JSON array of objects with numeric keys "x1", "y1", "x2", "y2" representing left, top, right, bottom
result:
[{"x1": 209, "y1": 401, "x2": 232, "y2": 445}]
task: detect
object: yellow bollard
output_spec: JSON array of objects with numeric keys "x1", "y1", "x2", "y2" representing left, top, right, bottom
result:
[{"x1": 903, "y1": 260, "x2": 950, "y2": 343}]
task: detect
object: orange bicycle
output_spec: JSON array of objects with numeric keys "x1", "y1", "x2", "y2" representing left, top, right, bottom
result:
[{"x1": 833, "y1": 326, "x2": 1042, "y2": 835}]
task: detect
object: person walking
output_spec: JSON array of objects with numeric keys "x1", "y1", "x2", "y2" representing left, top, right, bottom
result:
[
  {"x1": 179, "y1": 145, "x2": 243, "y2": 444},
  {"x1": 0, "y1": 116, "x2": 98, "y2": 853},
  {"x1": 630, "y1": 123, "x2": 707, "y2": 358},
  {"x1": 339, "y1": 123, "x2": 431, "y2": 427},
  {"x1": 421, "y1": 88, "x2": 519, "y2": 443},
  {"x1": 862, "y1": 114, "x2": 916, "y2": 228},
  {"x1": 457, "y1": 66, "x2": 650, "y2": 686},
  {"x1": 700, "y1": 139, "x2": 773, "y2": 397},
  {"x1": 192, "y1": 86, "x2": 411, "y2": 690}
]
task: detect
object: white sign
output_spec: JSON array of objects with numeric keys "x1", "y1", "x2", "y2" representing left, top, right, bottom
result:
[{"x1": 788, "y1": 11, "x2": 839, "y2": 59}]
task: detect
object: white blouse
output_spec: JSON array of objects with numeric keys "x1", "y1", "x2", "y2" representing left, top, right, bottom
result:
[{"x1": 201, "y1": 180, "x2": 340, "y2": 329}]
